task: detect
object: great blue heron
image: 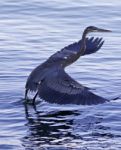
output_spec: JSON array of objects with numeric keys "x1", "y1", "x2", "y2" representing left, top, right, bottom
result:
[{"x1": 25, "y1": 26, "x2": 111, "y2": 105}]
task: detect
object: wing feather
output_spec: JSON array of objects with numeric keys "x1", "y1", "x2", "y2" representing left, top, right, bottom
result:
[
  {"x1": 50, "y1": 37, "x2": 104, "y2": 60},
  {"x1": 38, "y1": 68, "x2": 108, "y2": 105}
]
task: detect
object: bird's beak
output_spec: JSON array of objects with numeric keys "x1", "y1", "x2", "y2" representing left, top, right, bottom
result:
[{"x1": 96, "y1": 27, "x2": 112, "y2": 32}]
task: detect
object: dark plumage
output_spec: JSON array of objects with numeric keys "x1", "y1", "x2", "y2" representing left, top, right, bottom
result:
[{"x1": 25, "y1": 26, "x2": 111, "y2": 105}]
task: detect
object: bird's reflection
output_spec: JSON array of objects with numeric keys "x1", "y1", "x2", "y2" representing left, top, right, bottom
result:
[{"x1": 23, "y1": 103, "x2": 81, "y2": 148}]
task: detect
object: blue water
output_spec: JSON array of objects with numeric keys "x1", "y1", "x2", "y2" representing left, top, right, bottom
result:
[{"x1": 0, "y1": 0, "x2": 121, "y2": 149}]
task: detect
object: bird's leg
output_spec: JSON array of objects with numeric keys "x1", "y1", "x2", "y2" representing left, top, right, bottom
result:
[
  {"x1": 32, "y1": 81, "x2": 41, "y2": 105},
  {"x1": 24, "y1": 89, "x2": 31, "y2": 104},
  {"x1": 25, "y1": 89, "x2": 28, "y2": 100},
  {"x1": 32, "y1": 91, "x2": 38, "y2": 105}
]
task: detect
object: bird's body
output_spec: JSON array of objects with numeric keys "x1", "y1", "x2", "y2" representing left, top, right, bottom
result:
[{"x1": 25, "y1": 26, "x2": 111, "y2": 105}]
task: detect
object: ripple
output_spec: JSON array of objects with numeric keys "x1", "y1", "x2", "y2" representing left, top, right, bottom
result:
[{"x1": 0, "y1": 0, "x2": 121, "y2": 149}]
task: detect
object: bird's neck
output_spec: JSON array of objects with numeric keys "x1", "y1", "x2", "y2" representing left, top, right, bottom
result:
[{"x1": 79, "y1": 30, "x2": 87, "y2": 55}]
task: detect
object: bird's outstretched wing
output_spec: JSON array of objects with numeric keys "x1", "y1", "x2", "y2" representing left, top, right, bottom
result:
[
  {"x1": 62, "y1": 37, "x2": 104, "y2": 55},
  {"x1": 38, "y1": 67, "x2": 107, "y2": 105},
  {"x1": 50, "y1": 37, "x2": 104, "y2": 60}
]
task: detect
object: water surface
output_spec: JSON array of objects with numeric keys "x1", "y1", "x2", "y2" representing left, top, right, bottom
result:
[{"x1": 0, "y1": 0, "x2": 121, "y2": 149}]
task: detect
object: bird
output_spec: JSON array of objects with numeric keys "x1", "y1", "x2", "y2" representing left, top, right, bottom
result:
[{"x1": 25, "y1": 26, "x2": 111, "y2": 105}]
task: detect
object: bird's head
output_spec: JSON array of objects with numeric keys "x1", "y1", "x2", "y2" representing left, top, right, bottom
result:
[
  {"x1": 85, "y1": 26, "x2": 111, "y2": 34},
  {"x1": 80, "y1": 26, "x2": 111, "y2": 54}
]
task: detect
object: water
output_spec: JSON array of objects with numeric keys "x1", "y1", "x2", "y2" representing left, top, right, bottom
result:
[{"x1": 0, "y1": 0, "x2": 121, "y2": 149}]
